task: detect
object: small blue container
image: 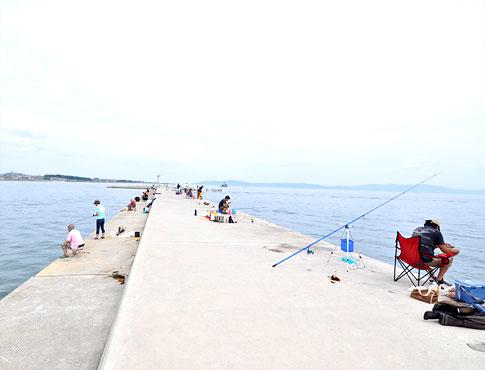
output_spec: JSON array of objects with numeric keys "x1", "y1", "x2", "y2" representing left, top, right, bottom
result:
[
  {"x1": 340, "y1": 239, "x2": 354, "y2": 253},
  {"x1": 455, "y1": 280, "x2": 485, "y2": 304}
]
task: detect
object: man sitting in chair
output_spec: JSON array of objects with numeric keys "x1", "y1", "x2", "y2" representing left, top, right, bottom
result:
[{"x1": 412, "y1": 219, "x2": 460, "y2": 286}]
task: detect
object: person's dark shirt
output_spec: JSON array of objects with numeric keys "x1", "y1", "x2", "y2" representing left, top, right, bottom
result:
[
  {"x1": 218, "y1": 199, "x2": 226, "y2": 211},
  {"x1": 412, "y1": 226, "x2": 445, "y2": 260}
]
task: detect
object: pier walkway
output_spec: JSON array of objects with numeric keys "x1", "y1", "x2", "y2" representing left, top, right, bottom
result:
[
  {"x1": 100, "y1": 190, "x2": 484, "y2": 370},
  {"x1": 0, "y1": 199, "x2": 150, "y2": 370}
]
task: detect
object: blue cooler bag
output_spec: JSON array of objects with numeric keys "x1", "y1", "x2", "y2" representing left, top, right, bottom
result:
[{"x1": 455, "y1": 280, "x2": 485, "y2": 312}]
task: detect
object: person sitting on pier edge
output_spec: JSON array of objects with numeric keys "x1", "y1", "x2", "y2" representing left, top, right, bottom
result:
[
  {"x1": 142, "y1": 191, "x2": 149, "y2": 201},
  {"x1": 197, "y1": 185, "x2": 203, "y2": 200},
  {"x1": 412, "y1": 219, "x2": 460, "y2": 286},
  {"x1": 93, "y1": 200, "x2": 106, "y2": 239},
  {"x1": 128, "y1": 198, "x2": 137, "y2": 211},
  {"x1": 218, "y1": 196, "x2": 231, "y2": 214},
  {"x1": 61, "y1": 224, "x2": 85, "y2": 258}
]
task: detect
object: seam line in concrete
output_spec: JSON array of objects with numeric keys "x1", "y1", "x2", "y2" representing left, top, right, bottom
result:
[{"x1": 35, "y1": 273, "x2": 127, "y2": 278}]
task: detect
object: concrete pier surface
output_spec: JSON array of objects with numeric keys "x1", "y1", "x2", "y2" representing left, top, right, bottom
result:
[
  {"x1": 0, "y1": 199, "x2": 151, "y2": 370},
  {"x1": 100, "y1": 190, "x2": 484, "y2": 370}
]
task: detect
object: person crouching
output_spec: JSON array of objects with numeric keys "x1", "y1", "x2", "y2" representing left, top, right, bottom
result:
[
  {"x1": 128, "y1": 198, "x2": 137, "y2": 211},
  {"x1": 61, "y1": 224, "x2": 85, "y2": 258},
  {"x1": 218, "y1": 196, "x2": 231, "y2": 214}
]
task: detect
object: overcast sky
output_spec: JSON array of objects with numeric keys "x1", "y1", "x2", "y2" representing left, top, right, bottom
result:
[{"x1": 1, "y1": 0, "x2": 484, "y2": 189}]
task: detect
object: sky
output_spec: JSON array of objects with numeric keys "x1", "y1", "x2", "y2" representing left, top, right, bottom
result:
[{"x1": 0, "y1": 0, "x2": 484, "y2": 189}]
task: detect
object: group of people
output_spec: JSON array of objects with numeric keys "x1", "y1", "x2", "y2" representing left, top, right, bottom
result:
[
  {"x1": 61, "y1": 192, "x2": 154, "y2": 258},
  {"x1": 59, "y1": 192, "x2": 461, "y2": 286},
  {"x1": 176, "y1": 183, "x2": 204, "y2": 200},
  {"x1": 60, "y1": 199, "x2": 105, "y2": 258},
  {"x1": 125, "y1": 189, "x2": 151, "y2": 211}
]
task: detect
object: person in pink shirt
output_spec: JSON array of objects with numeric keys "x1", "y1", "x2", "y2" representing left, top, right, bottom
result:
[{"x1": 61, "y1": 224, "x2": 85, "y2": 258}]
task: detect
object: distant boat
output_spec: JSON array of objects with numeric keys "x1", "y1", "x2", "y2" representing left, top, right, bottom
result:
[{"x1": 221, "y1": 182, "x2": 228, "y2": 187}]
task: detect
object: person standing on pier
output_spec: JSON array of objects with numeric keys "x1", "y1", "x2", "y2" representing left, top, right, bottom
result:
[
  {"x1": 197, "y1": 185, "x2": 204, "y2": 200},
  {"x1": 93, "y1": 200, "x2": 106, "y2": 239}
]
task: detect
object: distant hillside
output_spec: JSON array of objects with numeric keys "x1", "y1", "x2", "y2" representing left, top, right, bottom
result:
[
  {"x1": 0, "y1": 172, "x2": 144, "y2": 183},
  {"x1": 198, "y1": 180, "x2": 485, "y2": 195},
  {"x1": 44, "y1": 174, "x2": 92, "y2": 182}
]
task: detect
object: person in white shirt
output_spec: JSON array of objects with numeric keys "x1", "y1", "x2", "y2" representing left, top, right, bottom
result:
[{"x1": 61, "y1": 224, "x2": 85, "y2": 258}]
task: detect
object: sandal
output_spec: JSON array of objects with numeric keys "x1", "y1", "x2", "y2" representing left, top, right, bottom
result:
[{"x1": 436, "y1": 278, "x2": 453, "y2": 287}]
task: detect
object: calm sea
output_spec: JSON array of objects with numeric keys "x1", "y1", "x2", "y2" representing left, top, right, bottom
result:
[
  {"x1": 1, "y1": 182, "x2": 484, "y2": 299},
  {"x1": 203, "y1": 186, "x2": 485, "y2": 283},
  {"x1": 0, "y1": 181, "x2": 146, "y2": 299}
]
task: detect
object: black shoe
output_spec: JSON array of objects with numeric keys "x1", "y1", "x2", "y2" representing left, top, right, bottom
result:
[
  {"x1": 436, "y1": 278, "x2": 453, "y2": 287},
  {"x1": 424, "y1": 311, "x2": 440, "y2": 320}
]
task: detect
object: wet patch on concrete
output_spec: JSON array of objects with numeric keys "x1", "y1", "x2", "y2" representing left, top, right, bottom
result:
[
  {"x1": 266, "y1": 248, "x2": 284, "y2": 253},
  {"x1": 467, "y1": 342, "x2": 485, "y2": 352},
  {"x1": 264, "y1": 243, "x2": 297, "y2": 253}
]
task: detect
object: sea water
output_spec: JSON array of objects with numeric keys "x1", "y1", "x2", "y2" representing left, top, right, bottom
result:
[
  {"x1": 204, "y1": 186, "x2": 485, "y2": 283},
  {"x1": 0, "y1": 182, "x2": 484, "y2": 299}
]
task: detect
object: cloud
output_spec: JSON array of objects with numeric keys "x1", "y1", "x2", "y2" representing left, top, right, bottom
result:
[{"x1": 1, "y1": 128, "x2": 46, "y2": 140}]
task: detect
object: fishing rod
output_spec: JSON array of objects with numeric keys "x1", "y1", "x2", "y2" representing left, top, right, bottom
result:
[{"x1": 272, "y1": 173, "x2": 439, "y2": 268}]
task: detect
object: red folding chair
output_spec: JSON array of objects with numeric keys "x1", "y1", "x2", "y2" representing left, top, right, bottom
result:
[{"x1": 394, "y1": 231, "x2": 439, "y2": 286}]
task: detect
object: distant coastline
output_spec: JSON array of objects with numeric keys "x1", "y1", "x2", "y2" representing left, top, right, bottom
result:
[
  {"x1": 199, "y1": 180, "x2": 485, "y2": 195},
  {"x1": 0, "y1": 172, "x2": 145, "y2": 184}
]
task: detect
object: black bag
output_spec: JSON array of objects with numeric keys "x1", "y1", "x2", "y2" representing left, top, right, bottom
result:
[
  {"x1": 432, "y1": 302, "x2": 476, "y2": 315},
  {"x1": 424, "y1": 301, "x2": 475, "y2": 321},
  {"x1": 424, "y1": 301, "x2": 485, "y2": 330},
  {"x1": 438, "y1": 313, "x2": 485, "y2": 330}
]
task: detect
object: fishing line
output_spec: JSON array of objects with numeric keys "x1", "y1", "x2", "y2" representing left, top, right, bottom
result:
[{"x1": 272, "y1": 173, "x2": 439, "y2": 268}]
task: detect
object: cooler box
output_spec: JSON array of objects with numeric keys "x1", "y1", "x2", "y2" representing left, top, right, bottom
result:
[
  {"x1": 340, "y1": 239, "x2": 354, "y2": 252},
  {"x1": 455, "y1": 280, "x2": 485, "y2": 304}
]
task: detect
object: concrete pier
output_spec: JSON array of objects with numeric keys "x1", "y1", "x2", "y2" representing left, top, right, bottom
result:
[
  {"x1": 1, "y1": 189, "x2": 483, "y2": 369},
  {"x1": 99, "y1": 190, "x2": 484, "y2": 370},
  {"x1": 0, "y1": 199, "x2": 150, "y2": 370}
]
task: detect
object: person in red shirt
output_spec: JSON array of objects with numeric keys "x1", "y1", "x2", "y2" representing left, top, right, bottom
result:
[{"x1": 128, "y1": 198, "x2": 137, "y2": 211}]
